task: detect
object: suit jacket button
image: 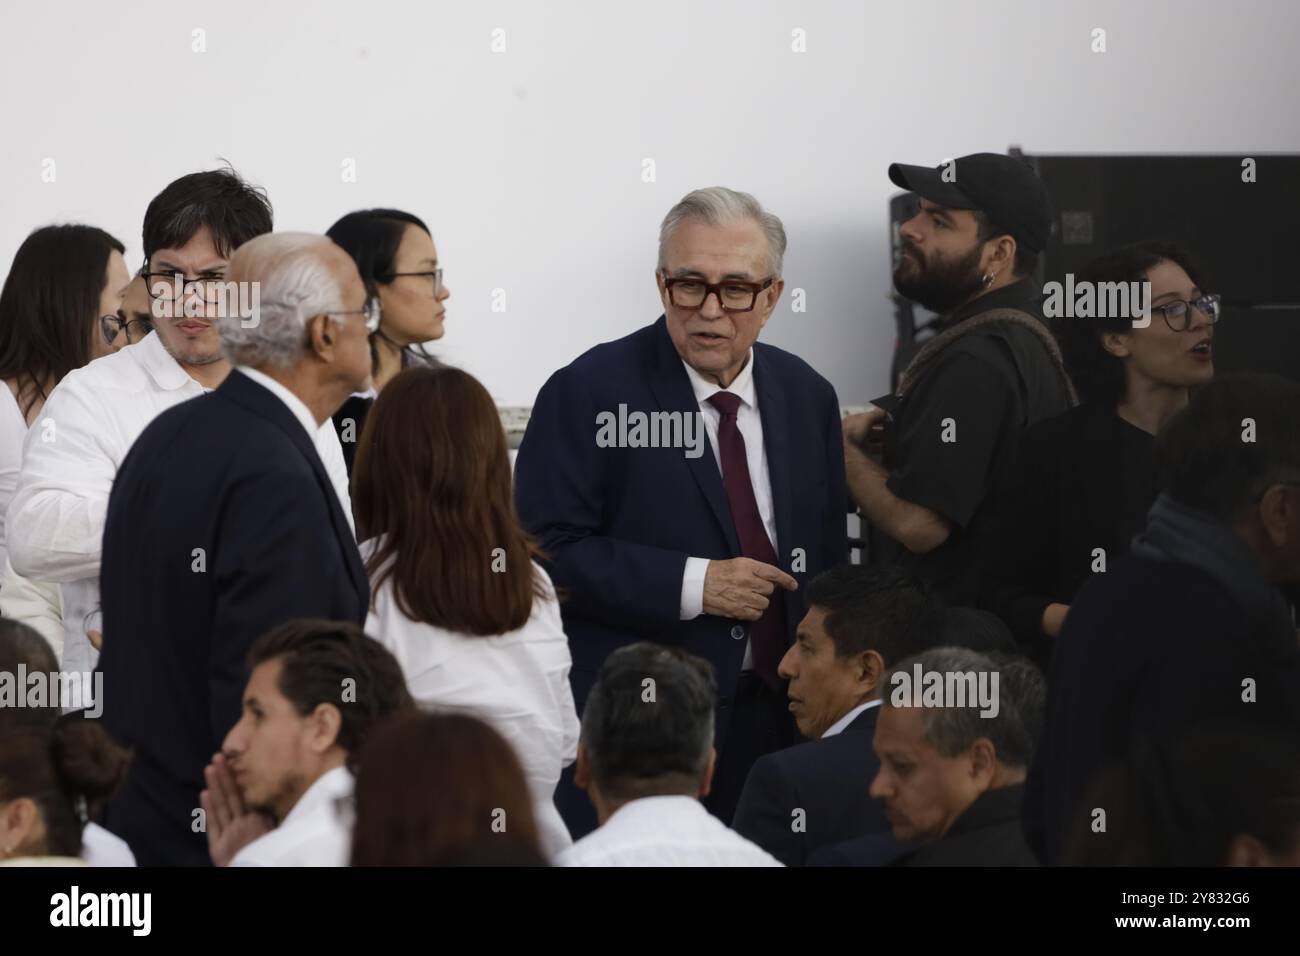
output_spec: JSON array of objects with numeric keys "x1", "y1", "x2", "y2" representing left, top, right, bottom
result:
[{"x1": 730, "y1": 625, "x2": 746, "y2": 640}]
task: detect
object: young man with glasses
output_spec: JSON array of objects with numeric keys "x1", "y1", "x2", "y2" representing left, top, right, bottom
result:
[
  {"x1": 96, "y1": 233, "x2": 375, "y2": 866},
  {"x1": 515, "y1": 186, "x2": 848, "y2": 835},
  {"x1": 7, "y1": 168, "x2": 353, "y2": 704}
]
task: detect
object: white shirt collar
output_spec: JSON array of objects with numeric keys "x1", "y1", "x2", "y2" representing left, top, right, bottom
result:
[
  {"x1": 133, "y1": 330, "x2": 198, "y2": 392},
  {"x1": 237, "y1": 366, "x2": 321, "y2": 440},
  {"x1": 281, "y1": 765, "x2": 353, "y2": 829},
  {"x1": 681, "y1": 348, "x2": 756, "y2": 409},
  {"x1": 820, "y1": 698, "x2": 882, "y2": 739},
  {"x1": 604, "y1": 794, "x2": 706, "y2": 827}
]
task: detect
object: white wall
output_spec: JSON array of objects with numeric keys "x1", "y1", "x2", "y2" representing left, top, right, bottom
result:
[{"x1": 2, "y1": 0, "x2": 1298, "y2": 406}]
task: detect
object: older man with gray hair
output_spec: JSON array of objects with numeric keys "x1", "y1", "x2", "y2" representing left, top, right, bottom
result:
[
  {"x1": 516, "y1": 186, "x2": 848, "y2": 835},
  {"x1": 812, "y1": 647, "x2": 1044, "y2": 866},
  {"x1": 96, "y1": 232, "x2": 374, "y2": 866}
]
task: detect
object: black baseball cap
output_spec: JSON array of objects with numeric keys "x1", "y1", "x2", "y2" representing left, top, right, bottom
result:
[{"x1": 888, "y1": 152, "x2": 1052, "y2": 253}]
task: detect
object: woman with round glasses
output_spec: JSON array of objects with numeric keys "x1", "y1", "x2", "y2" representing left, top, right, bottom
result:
[
  {"x1": 0, "y1": 224, "x2": 130, "y2": 656},
  {"x1": 325, "y1": 208, "x2": 451, "y2": 474},
  {"x1": 99, "y1": 271, "x2": 153, "y2": 352},
  {"x1": 984, "y1": 240, "x2": 1218, "y2": 664}
]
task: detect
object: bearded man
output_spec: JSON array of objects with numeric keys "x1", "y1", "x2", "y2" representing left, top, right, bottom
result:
[{"x1": 843, "y1": 153, "x2": 1074, "y2": 605}]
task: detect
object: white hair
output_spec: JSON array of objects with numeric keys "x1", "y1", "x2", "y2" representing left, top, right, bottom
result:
[
  {"x1": 216, "y1": 232, "x2": 344, "y2": 370},
  {"x1": 657, "y1": 186, "x2": 787, "y2": 278}
]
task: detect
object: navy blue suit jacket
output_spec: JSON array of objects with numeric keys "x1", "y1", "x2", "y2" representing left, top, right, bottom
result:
[
  {"x1": 514, "y1": 316, "x2": 848, "y2": 740},
  {"x1": 97, "y1": 370, "x2": 369, "y2": 866},
  {"x1": 732, "y1": 704, "x2": 889, "y2": 865}
]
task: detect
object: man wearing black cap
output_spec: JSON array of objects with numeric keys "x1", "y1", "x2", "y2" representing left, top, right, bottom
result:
[{"x1": 843, "y1": 152, "x2": 1075, "y2": 605}]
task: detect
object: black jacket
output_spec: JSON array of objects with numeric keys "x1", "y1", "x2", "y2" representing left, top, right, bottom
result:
[
  {"x1": 882, "y1": 280, "x2": 1073, "y2": 605},
  {"x1": 1023, "y1": 554, "x2": 1300, "y2": 865},
  {"x1": 981, "y1": 402, "x2": 1158, "y2": 665},
  {"x1": 814, "y1": 784, "x2": 1037, "y2": 867},
  {"x1": 732, "y1": 704, "x2": 887, "y2": 866},
  {"x1": 98, "y1": 371, "x2": 369, "y2": 866}
]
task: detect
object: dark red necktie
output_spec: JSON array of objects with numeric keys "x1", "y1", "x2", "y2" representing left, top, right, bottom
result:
[{"x1": 707, "y1": 391, "x2": 786, "y2": 689}]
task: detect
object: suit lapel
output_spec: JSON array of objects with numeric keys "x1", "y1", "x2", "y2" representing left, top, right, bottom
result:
[
  {"x1": 647, "y1": 316, "x2": 741, "y2": 555},
  {"x1": 218, "y1": 372, "x2": 368, "y2": 603}
]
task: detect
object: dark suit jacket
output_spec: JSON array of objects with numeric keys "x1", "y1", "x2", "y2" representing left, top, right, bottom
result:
[
  {"x1": 732, "y1": 704, "x2": 888, "y2": 865},
  {"x1": 97, "y1": 370, "x2": 368, "y2": 866},
  {"x1": 514, "y1": 316, "x2": 848, "y2": 740},
  {"x1": 813, "y1": 784, "x2": 1037, "y2": 866},
  {"x1": 1023, "y1": 554, "x2": 1300, "y2": 865}
]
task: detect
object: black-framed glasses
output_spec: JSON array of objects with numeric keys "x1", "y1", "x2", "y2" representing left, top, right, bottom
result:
[
  {"x1": 378, "y1": 268, "x2": 443, "y2": 298},
  {"x1": 1151, "y1": 293, "x2": 1221, "y2": 331},
  {"x1": 141, "y1": 264, "x2": 228, "y2": 304},
  {"x1": 328, "y1": 297, "x2": 383, "y2": 334},
  {"x1": 99, "y1": 312, "x2": 153, "y2": 347},
  {"x1": 661, "y1": 272, "x2": 776, "y2": 313}
]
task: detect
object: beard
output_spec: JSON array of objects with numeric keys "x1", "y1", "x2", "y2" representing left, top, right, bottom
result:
[
  {"x1": 892, "y1": 240, "x2": 987, "y2": 315},
  {"x1": 246, "y1": 768, "x2": 307, "y2": 824}
]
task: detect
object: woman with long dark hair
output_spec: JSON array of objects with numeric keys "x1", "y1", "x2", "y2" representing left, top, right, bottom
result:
[
  {"x1": 353, "y1": 365, "x2": 579, "y2": 859},
  {"x1": 0, "y1": 225, "x2": 129, "y2": 653},
  {"x1": 325, "y1": 208, "x2": 451, "y2": 473},
  {"x1": 0, "y1": 224, "x2": 129, "y2": 524},
  {"x1": 984, "y1": 241, "x2": 1217, "y2": 661}
]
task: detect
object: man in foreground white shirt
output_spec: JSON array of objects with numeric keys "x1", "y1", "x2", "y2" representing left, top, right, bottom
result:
[
  {"x1": 200, "y1": 619, "x2": 414, "y2": 866},
  {"x1": 5, "y1": 168, "x2": 351, "y2": 689},
  {"x1": 559, "y1": 642, "x2": 781, "y2": 867}
]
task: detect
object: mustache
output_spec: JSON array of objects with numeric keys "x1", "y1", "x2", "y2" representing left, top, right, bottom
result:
[{"x1": 899, "y1": 241, "x2": 923, "y2": 261}]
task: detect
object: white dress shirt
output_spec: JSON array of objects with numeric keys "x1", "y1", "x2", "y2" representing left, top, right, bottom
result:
[
  {"x1": 820, "y1": 699, "x2": 882, "y2": 739},
  {"x1": 6, "y1": 332, "x2": 352, "y2": 697},
  {"x1": 230, "y1": 765, "x2": 354, "y2": 867},
  {"x1": 81, "y1": 822, "x2": 137, "y2": 867},
  {"x1": 0, "y1": 557, "x2": 63, "y2": 661},
  {"x1": 363, "y1": 545, "x2": 580, "y2": 858},
  {"x1": 677, "y1": 351, "x2": 777, "y2": 669},
  {"x1": 0, "y1": 389, "x2": 65, "y2": 659},
  {"x1": 237, "y1": 366, "x2": 327, "y2": 445},
  {"x1": 558, "y1": 795, "x2": 783, "y2": 867},
  {"x1": 0, "y1": 384, "x2": 28, "y2": 568}
]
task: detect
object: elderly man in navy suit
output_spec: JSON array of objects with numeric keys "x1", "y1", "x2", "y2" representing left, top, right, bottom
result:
[
  {"x1": 515, "y1": 187, "x2": 848, "y2": 833},
  {"x1": 97, "y1": 233, "x2": 375, "y2": 865}
]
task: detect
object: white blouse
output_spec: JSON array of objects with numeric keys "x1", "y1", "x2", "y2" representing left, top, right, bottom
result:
[
  {"x1": 362, "y1": 544, "x2": 580, "y2": 858},
  {"x1": 0, "y1": 383, "x2": 29, "y2": 568}
]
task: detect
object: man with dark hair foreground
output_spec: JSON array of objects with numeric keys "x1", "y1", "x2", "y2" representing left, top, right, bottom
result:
[
  {"x1": 560, "y1": 642, "x2": 780, "y2": 866},
  {"x1": 732, "y1": 565, "x2": 947, "y2": 864},
  {"x1": 200, "y1": 619, "x2": 413, "y2": 866}
]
